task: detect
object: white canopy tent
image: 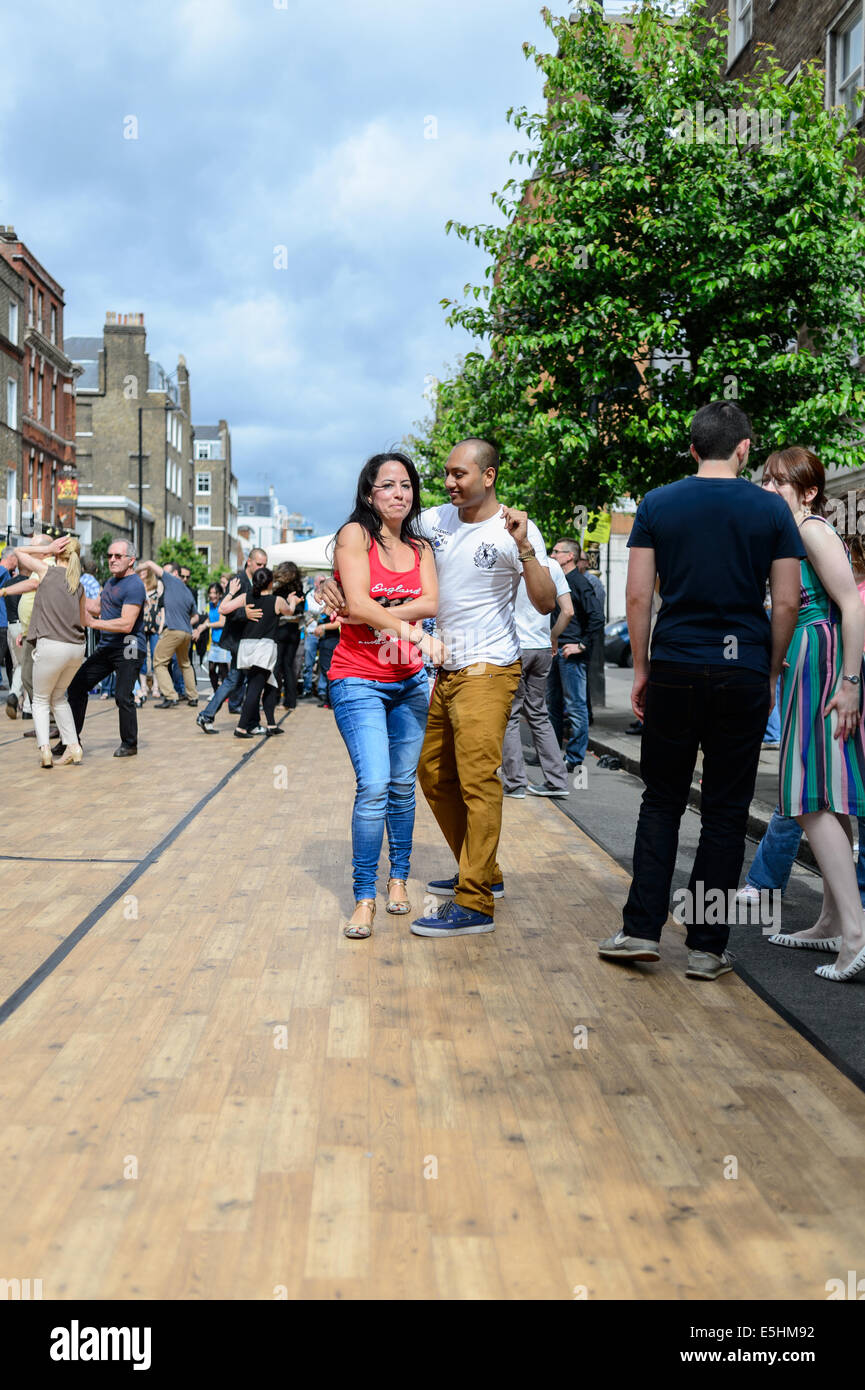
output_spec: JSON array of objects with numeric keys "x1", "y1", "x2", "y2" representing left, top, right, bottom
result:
[{"x1": 265, "y1": 533, "x2": 335, "y2": 573}]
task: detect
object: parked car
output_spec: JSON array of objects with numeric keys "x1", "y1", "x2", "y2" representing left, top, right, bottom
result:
[{"x1": 604, "y1": 617, "x2": 632, "y2": 667}]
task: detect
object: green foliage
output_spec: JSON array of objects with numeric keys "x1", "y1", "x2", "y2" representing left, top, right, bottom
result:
[
  {"x1": 206, "y1": 561, "x2": 233, "y2": 590},
  {"x1": 418, "y1": 1, "x2": 865, "y2": 533},
  {"x1": 156, "y1": 535, "x2": 209, "y2": 591},
  {"x1": 90, "y1": 534, "x2": 112, "y2": 584}
]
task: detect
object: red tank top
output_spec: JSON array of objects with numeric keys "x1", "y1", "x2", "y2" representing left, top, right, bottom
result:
[{"x1": 328, "y1": 541, "x2": 424, "y2": 683}]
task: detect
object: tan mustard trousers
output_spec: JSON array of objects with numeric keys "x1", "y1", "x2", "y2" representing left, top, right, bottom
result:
[{"x1": 418, "y1": 659, "x2": 521, "y2": 916}]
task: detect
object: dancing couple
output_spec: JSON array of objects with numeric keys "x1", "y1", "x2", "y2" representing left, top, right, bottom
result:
[{"x1": 323, "y1": 439, "x2": 555, "y2": 939}]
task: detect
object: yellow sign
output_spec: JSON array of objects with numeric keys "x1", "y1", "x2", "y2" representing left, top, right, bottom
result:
[
  {"x1": 583, "y1": 509, "x2": 610, "y2": 545},
  {"x1": 57, "y1": 477, "x2": 78, "y2": 501}
]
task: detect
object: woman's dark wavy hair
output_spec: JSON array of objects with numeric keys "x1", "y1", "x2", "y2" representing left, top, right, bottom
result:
[
  {"x1": 332, "y1": 450, "x2": 426, "y2": 559},
  {"x1": 251, "y1": 566, "x2": 273, "y2": 597},
  {"x1": 273, "y1": 561, "x2": 304, "y2": 599}
]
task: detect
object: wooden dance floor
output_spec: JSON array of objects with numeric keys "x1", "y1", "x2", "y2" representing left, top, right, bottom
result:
[{"x1": 0, "y1": 698, "x2": 863, "y2": 1301}]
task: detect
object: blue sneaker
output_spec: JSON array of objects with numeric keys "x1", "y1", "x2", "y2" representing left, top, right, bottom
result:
[
  {"x1": 426, "y1": 874, "x2": 504, "y2": 899},
  {"x1": 411, "y1": 901, "x2": 495, "y2": 937}
]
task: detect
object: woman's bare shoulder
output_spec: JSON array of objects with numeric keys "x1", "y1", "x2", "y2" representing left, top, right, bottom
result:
[{"x1": 335, "y1": 522, "x2": 371, "y2": 551}]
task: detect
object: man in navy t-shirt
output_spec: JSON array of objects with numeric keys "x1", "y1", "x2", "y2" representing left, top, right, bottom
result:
[
  {"x1": 598, "y1": 401, "x2": 805, "y2": 979},
  {"x1": 63, "y1": 538, "x2": 147, "y2": 758}
]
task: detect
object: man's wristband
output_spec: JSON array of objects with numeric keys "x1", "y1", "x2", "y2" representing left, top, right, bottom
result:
[{"x1": 517, "y1": 546, "x2": 535, "y2": 563}]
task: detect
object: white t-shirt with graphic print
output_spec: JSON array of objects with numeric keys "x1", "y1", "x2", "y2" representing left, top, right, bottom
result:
[{"x1": 418, "y1": 503, "x2": 549, "y2": 671}]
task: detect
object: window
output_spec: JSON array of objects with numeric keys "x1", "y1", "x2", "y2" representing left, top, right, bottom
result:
[
  {"x1": 195, "y1": 441, "x2": 211, "y2": 460},
  {"x1": 50, "y1": 305, "x2": 56, "y2": 344},
  {"x1": 6, "y1": 466, "x2": 16, "y2": 527},
  {"x1": 835, "y1": 7, "x2": 864, "y2": 123},
  {"x1": 196, "y1": 471, "x2": 211, "y2": 495},
  {"x1": 28, "y1": 367, "x2": 34, "y2": 412},
  {"x1": 196, "y1": 505, "x2": 211, "y2": 527},
  {"x1": 8, "y1": 301, "x2": 17, "y2": 345},
  {"x1": 197, "y1": 545, "x2": 211, "y2": 565},
  {"x1": 37, "y1": 372, "x2": 43, "y2": 418},
  {"x1": 6, "y1": 378, "x2": 17, "y2": 430},
  {"x1": 50, "y1": 384, "x2": 56, "y2": 431},
  {"x1": 728, "y1": 0, "x2": 752, "y2": 63},
  {"x1": 37, "y1": 291, "x2": 43, "y2": 332}
]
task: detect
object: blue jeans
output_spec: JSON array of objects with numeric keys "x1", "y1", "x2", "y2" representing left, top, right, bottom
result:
[
  {"x1": 329, "y1": 671, "x2": 430, "y2": 901},
  {"x1": 547, "y1": 653, "x2": 589, "y2": 765},
  {"x1": 763, "y1": 676, "x2": 781, "y2": 742},
  {"x1": 202, "y1": 662, "x2": 244, "y2": 721},
  {"x1": 748, "y1": 809, "x2": 865, "y2": 906},
  {"x1": 302, "y1": 632, "x2": 319, "y2": 694}
]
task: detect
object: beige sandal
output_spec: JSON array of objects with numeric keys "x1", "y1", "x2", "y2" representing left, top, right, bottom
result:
[
  {"x1": 344, "y1": 899, "x2": 376, "y2": 939},
  {"x1": 386, "y1": 878, "x2": 411, "y2": 915}
]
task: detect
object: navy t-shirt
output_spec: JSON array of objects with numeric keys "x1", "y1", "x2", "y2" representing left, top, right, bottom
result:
[
  {"x1": 627, "y1": 476, "x2": 805, "y2": 674},
  {"x1": 98, "y1": 573, "x2": 147, "y2": 653},
  {"x1": 161, "y1": 571, "x2": 195, "y2": 633}
]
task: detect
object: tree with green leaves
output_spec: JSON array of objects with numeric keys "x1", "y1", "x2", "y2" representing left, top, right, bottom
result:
[
  {"x1": 415, "y1": 1, "x2": 865, "y2": 535},
  {"x1": 156, "y1": 535, "x2": 210, "y2": 592}
]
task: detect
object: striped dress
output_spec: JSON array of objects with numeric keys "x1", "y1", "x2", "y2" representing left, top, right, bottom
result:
[{"x1": 779, "y1": 514, "x2": 865, "y2": 815}]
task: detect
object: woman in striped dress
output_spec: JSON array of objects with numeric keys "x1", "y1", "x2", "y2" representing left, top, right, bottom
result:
[{"x1": 762, "y1": 447, "x2": 865, "y2": 981}]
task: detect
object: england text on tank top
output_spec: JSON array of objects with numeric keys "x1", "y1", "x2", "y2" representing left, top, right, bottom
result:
[{"x1": 328, "y1": 541, "x2": 424, "y2": 683}]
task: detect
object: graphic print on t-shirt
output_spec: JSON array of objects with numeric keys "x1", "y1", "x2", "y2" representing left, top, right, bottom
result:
[{"x1": 473, "y1": 542, "x2": 498, "y2": 570}]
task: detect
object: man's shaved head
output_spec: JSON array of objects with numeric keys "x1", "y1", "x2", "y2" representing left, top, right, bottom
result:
[{"x1": 453, "y1": 437, "x2": 500, "y2": 480}]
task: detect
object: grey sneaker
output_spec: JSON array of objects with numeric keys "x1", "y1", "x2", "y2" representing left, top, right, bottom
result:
[
  {"x1": 503, "y1": 787, "x2": 527, "y2": 798},
  {"x1": 686, "y1": 949, "x2": 734, "y2": 980},
  {"x1": 598, "y1": 931, "x2": 660, "y2": 962},
  {"x1": 528, "y1": 783, "x2": 570, "y2": 798}
]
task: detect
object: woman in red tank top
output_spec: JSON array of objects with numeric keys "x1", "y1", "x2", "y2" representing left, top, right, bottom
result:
[{"x1": 329, "y1": 452, "x2": 443, "y2": 939}]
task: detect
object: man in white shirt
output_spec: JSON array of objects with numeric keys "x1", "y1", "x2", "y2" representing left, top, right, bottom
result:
[
  {"x1": 411, "y1": 439, "x2": 555, "y2": 935},
  {"x1": 500, "y1": 556, "x2": 573, "y2": 799}
]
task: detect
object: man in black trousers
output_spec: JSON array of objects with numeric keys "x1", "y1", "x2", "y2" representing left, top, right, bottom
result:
[
  {"x1": 59, "y1": 538, "x2": 147, "y2": 758},
  {"x1": 598, "y1": 401, "x2": 803, "y2": 980}
]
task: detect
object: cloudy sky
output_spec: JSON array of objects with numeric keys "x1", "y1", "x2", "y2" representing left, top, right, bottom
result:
[{"x1": 0, "y1": 0, "x2": 572, "y2": 534}]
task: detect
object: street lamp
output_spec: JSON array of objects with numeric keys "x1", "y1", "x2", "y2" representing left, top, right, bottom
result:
[{"x1": 137, "y1": 397, "x2": 178, "y2": 559}]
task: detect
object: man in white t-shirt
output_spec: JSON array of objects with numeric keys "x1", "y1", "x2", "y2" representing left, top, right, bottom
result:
[
  {"x1": 500, "y1": 556, "x2": 573, "y2": 799},
  {"x1": 411, "y1": 439, "x2": 555, "y2": 935},
  {"x1": 320, "y1": 438, "x2": 555, "y2": 937}
]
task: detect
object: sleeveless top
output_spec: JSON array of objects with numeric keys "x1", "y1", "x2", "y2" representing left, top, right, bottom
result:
[
  {"x1": 328, "y1": 541, "x2": 424, "y2": 682},
  {"x1": 242, "y1": 592, "x2": 279, "y2": 642},
  {"x1": 27, "y1": 564, "x2": 85, "y2": 644},
  {"x1": 796, "y1": 514, "x2": 847, "y2": 629},
  {"x1": 208, "y1": 602, "x2": 224, "y2": 643}
]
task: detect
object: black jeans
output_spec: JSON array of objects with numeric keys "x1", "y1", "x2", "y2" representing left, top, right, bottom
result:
[
  {"x1": 275, "y1": 626, "x2": 301, "y2": 708},
  {"x1": 68, "y1": 643, "x2": 141, "y2": 749},
  {"x1": 622, "y1": 661, "x2": 769, "y2": 955},
  {"x1": 239, "y1": 666, "x2": 278, "y2": 730}
]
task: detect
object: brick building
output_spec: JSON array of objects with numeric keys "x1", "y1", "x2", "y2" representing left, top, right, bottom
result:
[
  {"x1": 192, "y1": 420, "x2": 238, "y2": 569},
  {"x1": 68, "y1": 314, "x2": 193, "y2": 558},
  {"x1": 0, "y1": 250, "x2": 26, "y2": 534},
  {"x1": 0, "y1": 226, "x2": 79, "y2": 535},
  {"x1": 706, "y1": 0, "x2": 865, "y2": 141},
  {"x1": 704, "y1": 0, "x2": 865, "y2": 496}
]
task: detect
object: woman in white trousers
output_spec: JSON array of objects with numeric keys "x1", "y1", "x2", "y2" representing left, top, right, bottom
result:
[{"x1": 13, "y1": 536, "x2": 87, "y2": 767}]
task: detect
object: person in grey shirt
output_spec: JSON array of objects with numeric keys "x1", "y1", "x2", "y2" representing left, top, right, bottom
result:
[{"x1": 137, "y1": 560, "x2": 198, "y2": 707}]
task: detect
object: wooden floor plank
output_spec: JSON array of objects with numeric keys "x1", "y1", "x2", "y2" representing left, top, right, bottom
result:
[{"x1": 0, "y1": 700, "x2": 863, "y2": 1299}]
